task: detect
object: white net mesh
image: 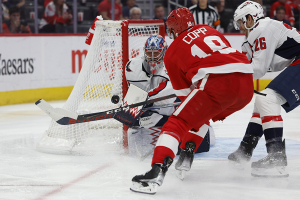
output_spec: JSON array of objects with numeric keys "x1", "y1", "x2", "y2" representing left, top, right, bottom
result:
[{"x1": 37, "y1": 20, "x2": 162, "y2": 154}]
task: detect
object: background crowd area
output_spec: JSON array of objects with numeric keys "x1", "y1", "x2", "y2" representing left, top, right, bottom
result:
[{"x1": 1, "y1": 0, "x2": 300, "y2": 34}]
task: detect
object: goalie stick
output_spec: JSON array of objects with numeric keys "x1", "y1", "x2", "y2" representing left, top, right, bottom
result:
[{"x1": 35, "y1": 94, "x2": 176, "y2": 126}]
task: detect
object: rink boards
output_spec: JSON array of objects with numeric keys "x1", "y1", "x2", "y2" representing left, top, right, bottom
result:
[{"x1": 0, "y1": 34, "x2": 279, "y2": 106}]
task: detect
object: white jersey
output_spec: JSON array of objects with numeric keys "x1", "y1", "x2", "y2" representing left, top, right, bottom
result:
[
  {"x1": 125, "y1": 56, "x2": 176, "y2": 116},
  {"x1": 241, "y1": 17, "x2": 300, "y2": 80}
]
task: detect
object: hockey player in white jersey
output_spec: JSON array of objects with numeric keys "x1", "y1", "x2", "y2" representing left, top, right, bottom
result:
[
  {"x1": 123, "y1": 35, "x2": 213, "y2": 174},
  {"x1": 228, "y1": 1, "x2": 300, "y2": 177}
]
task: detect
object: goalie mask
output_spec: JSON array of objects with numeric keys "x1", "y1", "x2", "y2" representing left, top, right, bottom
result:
[
  {"x1": 233, "y1": 1, "x2": 264, "y2": 31},
  {"x1": 144, "y1": 35, "x2": 168, "y2": 74}
]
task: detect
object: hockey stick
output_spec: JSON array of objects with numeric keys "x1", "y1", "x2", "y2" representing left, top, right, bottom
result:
[
  {"x1": 254, "y1": 90, "x2": 267, "y2": 96},
  {"x1": 142, "y1": 102, "x2": 180, "y2": 111},
  {"x1": 35, "y1": 94, "x2": 176, "y2": 126}
]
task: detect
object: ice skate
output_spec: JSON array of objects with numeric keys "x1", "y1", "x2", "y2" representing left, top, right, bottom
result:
[
  {"x1": 251, "y1": 140, "x2": 289, "y2": 177},
  {"x1": 228, "y1": 135, "x2": 259, "y2": 166},
  {"x1": 175, "y1": 141, "x2": 196, "y2": 180},
  {"x1": 130, "y1": 156, "x2": 173, "y2": 194}
]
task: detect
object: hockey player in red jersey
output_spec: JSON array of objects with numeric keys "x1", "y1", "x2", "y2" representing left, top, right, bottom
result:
[{"x1": 130, "y1": 7, "x2": 254, "y2": 195}]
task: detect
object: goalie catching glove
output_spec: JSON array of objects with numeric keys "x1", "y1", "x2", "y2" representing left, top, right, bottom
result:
[{"x1": 113, "y1": 84, "x2": 148, "y2": 127}]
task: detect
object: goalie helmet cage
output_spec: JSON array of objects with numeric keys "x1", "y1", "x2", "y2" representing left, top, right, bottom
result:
[{"x1": 36, "y1": 20, "x2": 165, "y2": 154}]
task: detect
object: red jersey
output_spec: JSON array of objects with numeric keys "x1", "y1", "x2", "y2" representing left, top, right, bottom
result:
[
  {"x1": 39, "y1": 1, "x2": 70, "y2": 29},
  {"x1": 270, "y1": 1, "x2": 295, "y2": 24},
  {"x1": 44, "y1": 0, "x2": 52, "y2": 7},
  {"x1": 164, "y1": 25, "x2": 253, "y2": 100},
  {"x1": 287, "y1": 0, "x2": 300, "y2": 10},
  {"x1": 2, "y1": 23, "x2": 10, "y2": 33},
  {"x1": 97, "y1": 0, "x2": 122, "y2": 20}
]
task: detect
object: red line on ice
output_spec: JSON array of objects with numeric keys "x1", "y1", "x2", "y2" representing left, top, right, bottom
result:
[
  {"x1": 0, "y1": 185, "x2": 60, "y2": 187},
  {"x1": 32, "y1": 163, "x2": 111, "y2": 200}
]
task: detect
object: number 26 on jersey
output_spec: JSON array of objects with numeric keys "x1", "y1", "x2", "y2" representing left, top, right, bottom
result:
[{"x1": 254, "y1": 37, "x2": 266, "y2": 51}]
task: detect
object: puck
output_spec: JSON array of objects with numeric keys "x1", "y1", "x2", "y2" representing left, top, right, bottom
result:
[{"x1": 111, "y1": 95, "x2": 120, "y2": 104}]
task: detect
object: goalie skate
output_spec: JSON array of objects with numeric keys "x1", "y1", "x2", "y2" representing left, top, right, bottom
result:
[
  {"x1": 251, "y1": 140, "x2": 288, "y2": 178},
  {"x1": 130, "y1": 156, "x2": 173, "y2": 194},
  {"x1": 175, "y1": 141, "x2": 196, "y2": 180}
]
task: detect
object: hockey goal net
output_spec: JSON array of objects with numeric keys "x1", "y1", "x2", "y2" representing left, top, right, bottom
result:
[{"x1": 36, "y1": 20, "x2": 165, "y2": 154}]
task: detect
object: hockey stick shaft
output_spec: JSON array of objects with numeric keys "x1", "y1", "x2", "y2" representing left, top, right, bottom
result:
[
  {"x1": 254, "y1": 90, "x2": 267, "y2": 96},
  {"x1": 81, "y1": 94, "x2": 176, "y2": 120},
  {"x1": 142, "y1": 102, "x2": 180, "y2": 111},
  {"x1": 36, "y1": 94, "x2": 176, "y2": 125}
]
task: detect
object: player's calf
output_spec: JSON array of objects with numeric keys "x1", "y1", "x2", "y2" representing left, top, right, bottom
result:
[{"x1": 130, "y1": 156, "x2": 173, "y2": 194}]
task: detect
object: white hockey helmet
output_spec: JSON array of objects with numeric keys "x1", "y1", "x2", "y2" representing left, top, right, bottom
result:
[{"x1": 233, "y1": 1, "x2": 264, "y2": 30}]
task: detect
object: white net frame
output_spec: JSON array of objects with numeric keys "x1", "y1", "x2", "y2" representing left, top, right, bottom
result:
[{"x1": 36, "y1": 20, "x2": 165, "y2": 154}]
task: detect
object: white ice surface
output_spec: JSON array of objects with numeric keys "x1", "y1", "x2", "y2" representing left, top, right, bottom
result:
[{"x1": 0, "y1": 95, "x2": 300, "y2": 200}]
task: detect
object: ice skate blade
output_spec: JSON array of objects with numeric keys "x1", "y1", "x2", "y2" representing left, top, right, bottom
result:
[
  {"x1": 176, "y1": 170, "x2": 187, "y2": 180},
  {"x1": 175, "y1": 157, "x2": 192, "y2": 171},
  {"x1": 130, "y1": 181, "x2": 158, "y2": 195},
  {"x1": 251, "y1": 167, "x2": 289, "y2": 178}
]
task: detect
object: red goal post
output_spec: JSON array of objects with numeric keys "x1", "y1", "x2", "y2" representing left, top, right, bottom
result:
[{"x1": 121, "y1": 20, "x2": 165, "y2": 150}]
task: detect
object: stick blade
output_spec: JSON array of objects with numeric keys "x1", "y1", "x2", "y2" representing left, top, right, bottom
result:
[
  {"x1": 35, "y1": 99, "x2": 78, "y2": 124},
  {"x1": 35, "y1": 99, "x2": 55, "y2": 116}
]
